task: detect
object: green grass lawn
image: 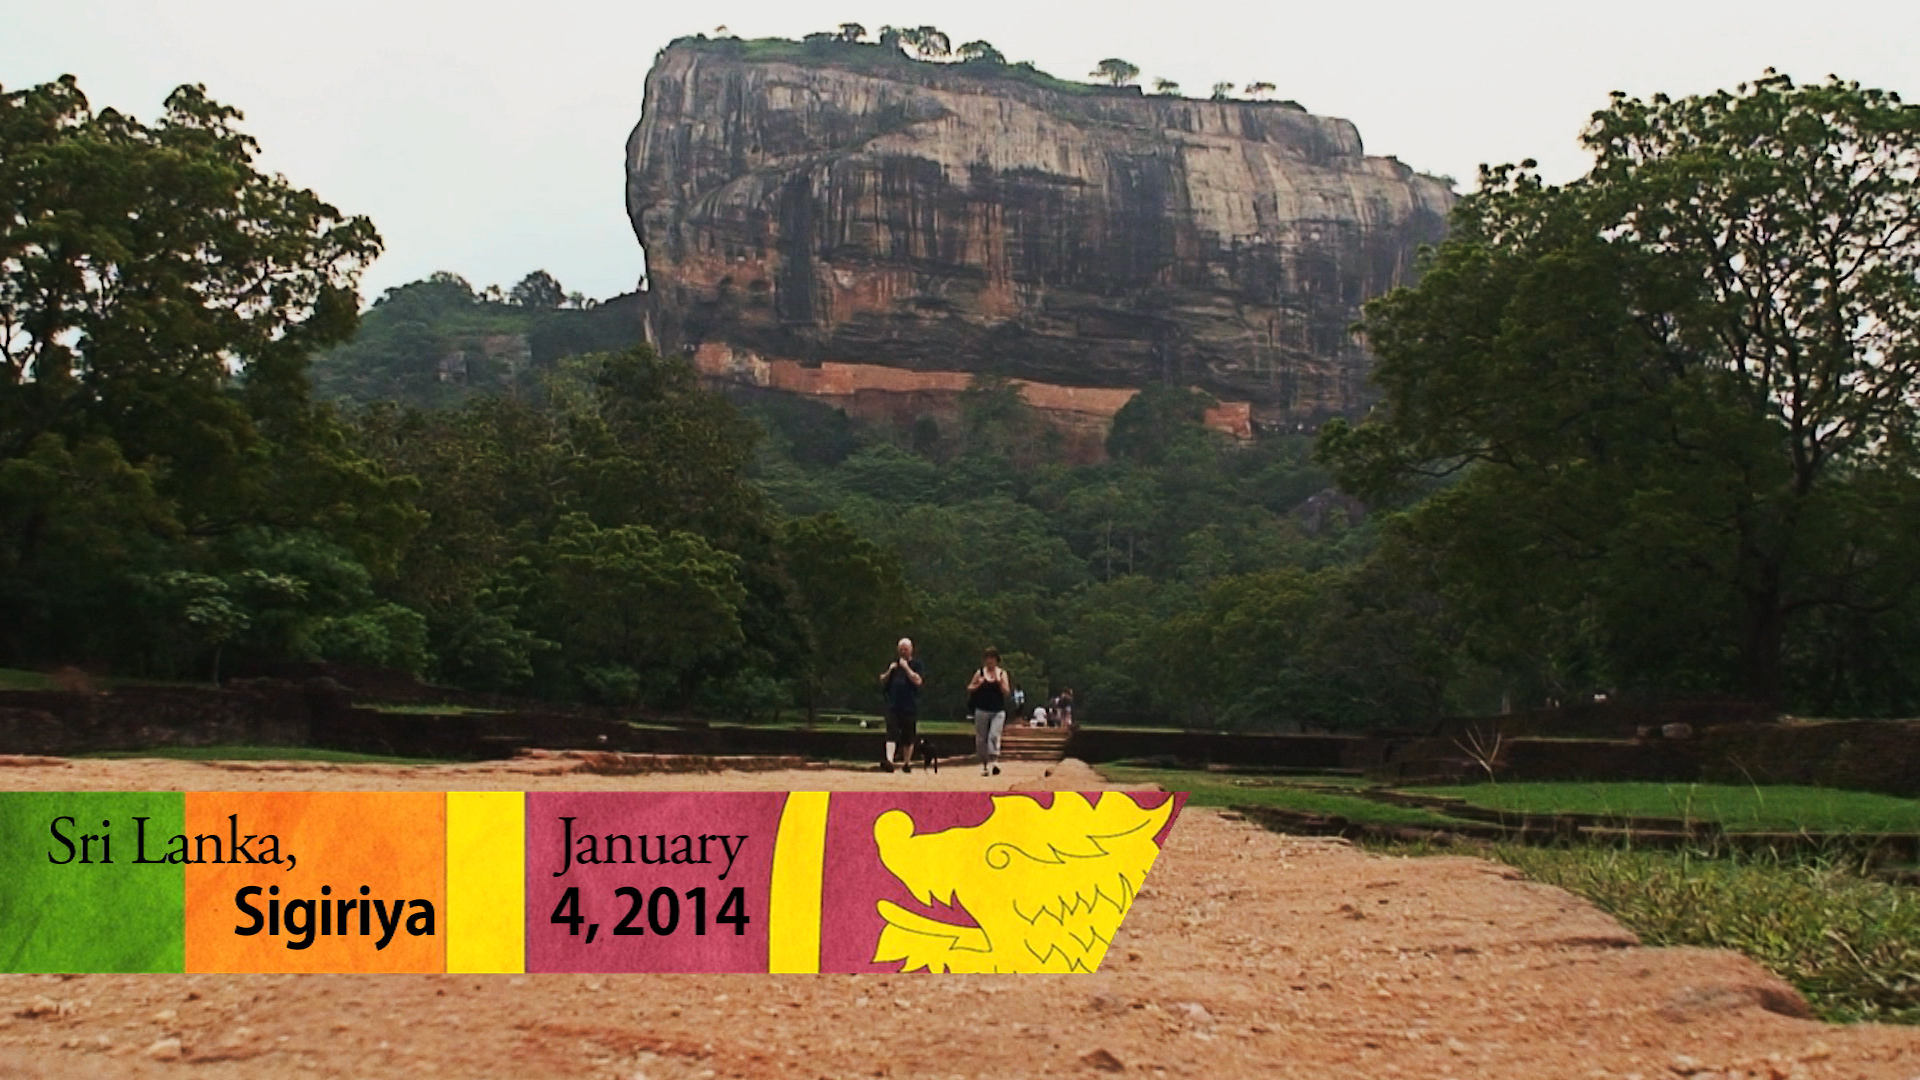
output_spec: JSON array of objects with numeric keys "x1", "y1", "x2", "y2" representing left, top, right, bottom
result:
[
  {"x1": 1104, "y1": 762, "x2": 1920, "y2": 1025},
  {"x1": 0, "y1": 667, "x2": 52, "y2": 690},
  {"x1": 0, "y1": 667, "x2": 222, "y2": 691},
  {"x1": 705, "y1": 717, "x2": 977, "y2": 735},
  {"x1": 83, "y1": 746, "x2": 448, "y2": 766},
  {"x1": 1425, "y1": 781, "x2": 1920, "y2": 834},
  {"x1": 1097, "y1": 765, "x2": 1467, "y2": 828},
  {"x1": 365, "y1": 703, "x2": 501, "y2": 715},
  {"x1": 1493, "y1": 844, "x2": 1920, "y2": 1025}
]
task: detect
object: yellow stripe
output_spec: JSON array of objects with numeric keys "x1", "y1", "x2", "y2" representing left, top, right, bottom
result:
[
  {"x1": 767, "y1": 791, "x2": 830, "y2": 973},
  {"x1": 445, "y1": 792, "x2": 525, "y2": 974}
]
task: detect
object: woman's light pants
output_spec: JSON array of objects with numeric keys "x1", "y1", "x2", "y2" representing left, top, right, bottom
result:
[{"x1": 973, "y1": 709, "x2": 1006, "y2": 763}]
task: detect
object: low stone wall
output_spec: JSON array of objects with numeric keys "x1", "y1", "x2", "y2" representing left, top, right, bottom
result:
[
  {"x1": 7, "y1": 682, "x2": 1918, "y2": 797},
  {"x1": 312, "y1": 711, "x2": 911, "y2": 763},
  {"x1": 1428, "y1": 698, "x2": 1775, "y2": 740},
  {"x1": 0, "y1": 682, "x2": 944, "y2": 764},
  {"x1": 1378, "y1": 722, "x2": 1920, "y2": 797},
  {"x1": 1063, "y1": 728, "x2": 1387, "y2": 770},
  {"x1": 1690, "y1": 720, "x2": 1920, "y2": 797},
  {"x1": 0, "y1": 682, "x2": 315, "y2": 755},
  {"x1": 1498, "y1": 738, "x2": 1698, "y2": 784}
]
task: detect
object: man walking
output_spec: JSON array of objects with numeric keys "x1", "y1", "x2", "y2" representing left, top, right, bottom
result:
[
  {"x1": 879, "y1": 637, "x2": 925, "y2": 772},
  {"x1": 967, "y1": 647, "x2": 1011, "y2": 777}
]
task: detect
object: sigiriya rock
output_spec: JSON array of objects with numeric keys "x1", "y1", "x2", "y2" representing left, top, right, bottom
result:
[{"x1": 626, "y1": 37, "x2": 1454, "y2": 441}]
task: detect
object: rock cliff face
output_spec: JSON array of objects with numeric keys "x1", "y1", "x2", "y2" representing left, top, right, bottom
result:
[{"x1": 627, "y1": 40, "x2": 1453, "y2": 438}]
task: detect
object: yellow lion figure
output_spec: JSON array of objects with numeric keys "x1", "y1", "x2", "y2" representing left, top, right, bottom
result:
[{"x1": 871, "y1": 792, "x2": 1174, "y2": 973}]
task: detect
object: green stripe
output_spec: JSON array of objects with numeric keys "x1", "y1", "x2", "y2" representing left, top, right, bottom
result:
[{"x1": 0, "y1": 792, "x2": 185, "y2": 972}]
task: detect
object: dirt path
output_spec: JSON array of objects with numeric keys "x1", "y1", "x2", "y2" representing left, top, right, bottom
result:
[{"x1": 1, "y1": 756, "x2": 1916, "y2": 1078}]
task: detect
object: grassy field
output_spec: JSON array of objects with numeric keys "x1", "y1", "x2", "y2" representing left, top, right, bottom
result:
[
  {"x1": 1092, "y1": 763, "x2": 1920, "y2": 835},
  {"x1": 1097, "y1": 765, "x2": 1466, "y2": 828},
  {"x1": 1096, "y1": 764, "x2": 1920, "y2": 1026},
  {"x1": 1425, "y1": 781, "x2": 1920, "y2": 833},
  {"x1": 1492, "y1": 844, "x2": 1920, "y2": 1025},
  {"x1": 365, "y1": 703, "x2": 503, "y2": 715},
  {"x1": 0, "y1": 667, "x2": 221, "y2": 691},
  {"x1": 0, "y1": 668, "x2": 52, "y2": 690}
]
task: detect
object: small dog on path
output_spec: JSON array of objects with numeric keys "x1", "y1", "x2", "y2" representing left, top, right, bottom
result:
[{"x1": 911, "y1": 738, "x2": 940, "y2": 774}]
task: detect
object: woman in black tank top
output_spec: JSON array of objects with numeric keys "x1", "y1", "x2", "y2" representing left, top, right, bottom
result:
[{"x1": 968, "y1": 648, "x2": 1011, "y2": 776}]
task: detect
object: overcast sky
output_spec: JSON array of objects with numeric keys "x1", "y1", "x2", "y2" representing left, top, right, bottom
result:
[{"x1": 5, "y1": 1, "x2": 1916, "y2": 304}]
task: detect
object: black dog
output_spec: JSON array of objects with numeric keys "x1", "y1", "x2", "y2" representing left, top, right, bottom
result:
[{"x1": 911, "y1": 737, "x2": 940, "y2": 774}]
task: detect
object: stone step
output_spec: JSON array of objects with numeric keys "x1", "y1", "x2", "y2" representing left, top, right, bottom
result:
[{"x1": 986, "y1": 726, "x2": 1070, "y2": 762}]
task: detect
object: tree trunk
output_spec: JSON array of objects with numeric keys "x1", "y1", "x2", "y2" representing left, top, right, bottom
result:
[{"x1": 1738, "y1": 581, "x2": 1785, "y2": 707}]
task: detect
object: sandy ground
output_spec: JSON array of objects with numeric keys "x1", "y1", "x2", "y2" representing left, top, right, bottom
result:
[{"x1": 1, "y1": 755, "x2": 1918, "y2": 1079}]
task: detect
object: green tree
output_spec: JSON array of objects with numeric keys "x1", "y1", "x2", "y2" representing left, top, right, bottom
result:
[
  {"x1": 567, "y1": 348, "x2": 769, "y2": 539},
  {"x1": 0, "y1": 434, "x2": 176, "y2": 665},
  {"x1": 1091, "y1": 59, "x2": 1140, "y2": 87},
  {"x1": 957, "y1": 41, "x2": 1005, "y2": 64},
  {"x1": 1152, "y1": 78, "x2": 1181, "y2": 95},
  {"x1": 0, "y1": 77, "x2": 379, "y2": 468},
  {"x1": 778, "y1": 512, "x2": 913, "y2": 721},
  {"x1": 1210, "y1": 82, "x2": 1235, "y2": 101},
  {"x1": 509, "y1": 270, "x2": 566, "y2": 309},
  {"x1": 910, "y1": 27, "x2": 951, "y2": 59},
  {"x1": 528, "y1": 513, "x2": 747, "y2": 704},
  {"x1": 152, "y1": 569, "x2": 307, "y2": 683},
  {"x1": 1321, "y1": 73, "x2": 1920, "y2": 709},
  {"x1": 0, "y1": 77, "x2": 409, "y2": 675},
  {"x1": 957, "y1": 374, "x2": 1039, "y2": 460},
  {"x1": 1244, "y1": 81, "x2": 1276, "y2": 99},
  {"x1": 1107, "y1": 384, "x2": 1215, "y2": 466},
  {"x1": 1055, "y1": 472, "x2": 1157, "y2": 581},
  {"x1": 836, "y1": 22, "x2": 867, "y2": 41}
]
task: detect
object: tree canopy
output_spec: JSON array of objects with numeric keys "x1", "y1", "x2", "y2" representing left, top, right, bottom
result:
[
  {"x1": 0, "y1": 77, "x2": 380, "y2": 471},
  {"x1": 1091, "y1": 59, "x2": 1140, "y2": 87},
  {"x1": 23, "y1": 66, "x2": 1920, "y2": 731},
  {"x1": 0, "y1": 76, "x2": 410, "y2": 674},
  {"x1": 957, "y1": 41, "x2": 1005, "y2": 65},
  {"x1": 1321, "y1": 73, "x2": 1920, "y2": 710},
  {"x1": 509, "y1": 270, "x2": 566, "y2": 309}
]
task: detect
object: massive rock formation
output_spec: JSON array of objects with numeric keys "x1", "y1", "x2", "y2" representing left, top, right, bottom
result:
[{"x1": 626, "y1": 39, "x2": 1453, "y2": 440}]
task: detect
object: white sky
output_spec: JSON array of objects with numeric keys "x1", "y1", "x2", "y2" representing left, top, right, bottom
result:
[{"x1": 5, "y1": 1, "x2": 1916, "y2": 304}]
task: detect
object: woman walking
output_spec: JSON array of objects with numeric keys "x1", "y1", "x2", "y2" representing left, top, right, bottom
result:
[{"x1": 967, "y1": 648, "x2": 1011, "y2": 777}]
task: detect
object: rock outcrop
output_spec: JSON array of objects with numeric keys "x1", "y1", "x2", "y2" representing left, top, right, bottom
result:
[{"x1": 626, "y1": 39, "x2": 1453, "y2": 439}]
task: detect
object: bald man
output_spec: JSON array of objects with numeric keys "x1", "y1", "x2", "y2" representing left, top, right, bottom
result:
[{"x1": 879, "y1": 636, "x2": 926, "y2": 772}]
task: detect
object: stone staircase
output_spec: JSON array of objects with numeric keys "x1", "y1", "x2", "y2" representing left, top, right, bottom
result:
[{"x1": 998, "y1": 726, "x2": 1071, "y2": 763}]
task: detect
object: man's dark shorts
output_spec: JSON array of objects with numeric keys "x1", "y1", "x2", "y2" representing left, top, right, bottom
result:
[{"x1": 886, "y1": 708, "x2": 919, "y2": 748}]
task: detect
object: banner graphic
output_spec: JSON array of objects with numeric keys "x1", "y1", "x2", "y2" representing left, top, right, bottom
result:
[{"x1": 0, "y1": 790, "x2": 1183, "y2": 974}]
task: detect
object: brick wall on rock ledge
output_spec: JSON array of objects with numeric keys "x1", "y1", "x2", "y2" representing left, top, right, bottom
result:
[{"x1": 690, "y1": 341, "x2": 1254, "y2": 451}]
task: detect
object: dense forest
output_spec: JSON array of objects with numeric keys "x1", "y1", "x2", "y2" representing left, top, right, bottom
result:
[
  {"x1": 282, "y1": 271, "x2": 1417, "y2": 729},
  {"x1": 7, "y1": 72, "x2": 1920, "y2": 728}
]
